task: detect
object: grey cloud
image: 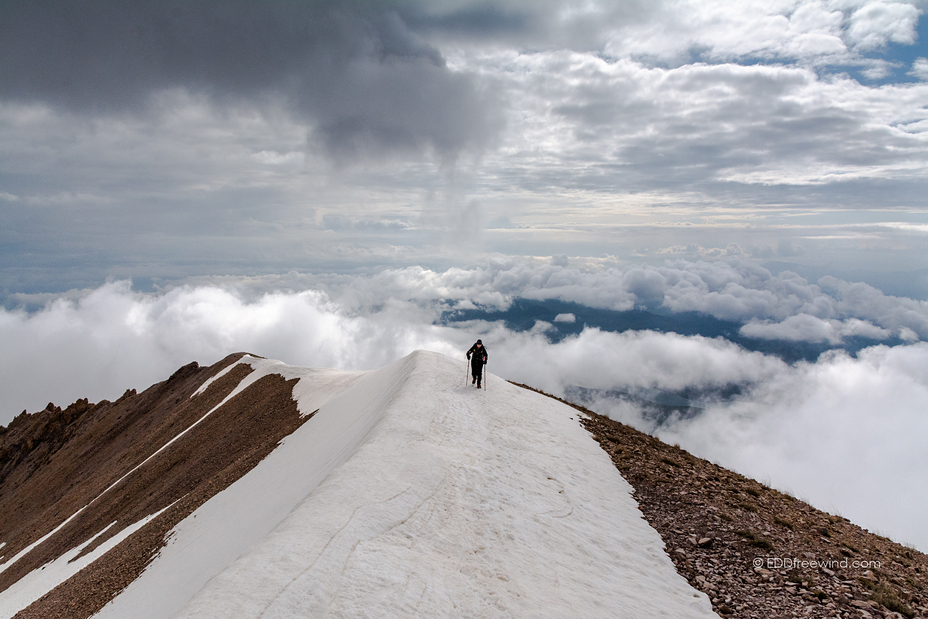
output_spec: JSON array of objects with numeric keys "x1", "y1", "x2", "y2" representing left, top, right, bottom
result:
[
  {"x1": 405, "y1": 3, "x2": 533, "y2": 38},
  {"x1": 405, "y1": 0, "x2": 655, "y2": 51},
  {"x1": 321, "y1": 213, "x2": 413, "y2": 232},
  {"x1": 0, "y1": 0, "x2": 499, "y2": 161},
  {"x1": 620, "y1": 268, "x2": 667, "y2": 304},
  {"x1": 502, "y1": 52, "x2": 928, "y2": 200}
]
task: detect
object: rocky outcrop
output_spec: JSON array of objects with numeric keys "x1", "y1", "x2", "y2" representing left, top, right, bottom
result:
[{"x1": 0, "y1": 353, "x2": 312, "y2": 619}]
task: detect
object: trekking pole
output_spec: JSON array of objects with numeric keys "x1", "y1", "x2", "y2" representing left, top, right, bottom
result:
[{"x1": 465, "y1": 357, "x2": 469, "y2": 385}]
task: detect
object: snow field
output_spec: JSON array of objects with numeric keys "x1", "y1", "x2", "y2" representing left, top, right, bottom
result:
[{"x1": 99, "y1": 351, "x2": 715, "y2": 618}]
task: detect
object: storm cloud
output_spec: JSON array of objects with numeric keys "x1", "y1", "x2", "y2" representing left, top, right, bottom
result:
[{"x1": 0, "y1": 0, "x2": 498, "y2": 161}]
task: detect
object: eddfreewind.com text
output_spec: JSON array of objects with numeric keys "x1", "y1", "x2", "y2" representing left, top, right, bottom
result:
[{"x1": 756, "y1": 557, "x2": 881, "y2": 570}]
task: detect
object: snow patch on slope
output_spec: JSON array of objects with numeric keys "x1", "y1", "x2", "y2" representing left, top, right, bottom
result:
[
  {"x1": 96, "y1": 351, "x2": 716, "y2": 618},
  {"x1": 0, "y1": 505, "x2": 171, "y2": 619},
  {"x1": 0, "y1": 507, "x2": 88, "y2": 579},
  {"x1": 103, "y1": 355, "x2": 348, "y2": 501},
  {"x1": 195, "y1": 354, "x2": 357, "y2": 418}
]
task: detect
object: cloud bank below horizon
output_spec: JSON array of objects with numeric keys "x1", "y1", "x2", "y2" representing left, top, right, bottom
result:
[{"x1": 2, "y1": 261, "x2": 927, "y2": 553}]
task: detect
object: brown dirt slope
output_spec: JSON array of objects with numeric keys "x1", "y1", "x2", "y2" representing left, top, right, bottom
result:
[
  {"x1": 0, "y1": 353, "x2": 314, "y2": 619},
  {"x1": 512, "y1": 383, "x2": 928, "y2": 619}
]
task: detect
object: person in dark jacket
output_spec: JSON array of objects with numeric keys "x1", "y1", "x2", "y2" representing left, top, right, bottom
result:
[{"x1": 466, "y1": 340, "x2": 488, "y2": 388}]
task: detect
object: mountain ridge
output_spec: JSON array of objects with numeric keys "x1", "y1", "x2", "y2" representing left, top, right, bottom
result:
[
  {"x1": 0, "y1": 352, "x2": 311, "y2": 618},
  {"x1": 0, "y1": 352, "x2": 924, "y2": 618}
]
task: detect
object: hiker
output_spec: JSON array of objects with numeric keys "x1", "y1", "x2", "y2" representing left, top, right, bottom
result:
[{"x1": 466, "y1": 339, "x2": 488, "y2": 388}]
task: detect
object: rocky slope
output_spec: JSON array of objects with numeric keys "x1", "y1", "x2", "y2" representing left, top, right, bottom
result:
[
  {"x1": 512, "y1": 384, "x2": 928, "y2": 619},
  {"x1": 0, "y1": 353, "x2": 310, "y2": 618}
]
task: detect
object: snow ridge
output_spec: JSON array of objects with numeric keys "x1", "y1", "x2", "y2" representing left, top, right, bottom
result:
[
  {"x1": 95, "y1": 350, "x2": 715, "y2": 618},
  {"x1": 0, "y1": 350, "x2": 716, "y2": 617}
]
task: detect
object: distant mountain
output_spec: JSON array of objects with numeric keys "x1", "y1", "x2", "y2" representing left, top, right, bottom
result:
[{"x1": 441, "y1": 298, "x2": 899, "y2": 363}]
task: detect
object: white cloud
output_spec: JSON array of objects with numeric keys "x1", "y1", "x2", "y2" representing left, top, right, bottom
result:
[
  {"x1": 182, "y1": 258, "x2": 928, "y2": 340},
  {"x1": 741, "y1": 313, "x2": 845, "y2": 342},
  {"x1": 899, "y1": 326, "x2": 920, "y2": 341},
  {"x1": 740, "y1": 314, "x2": 891, "y2": 343},
  {"x1": 845, "y1": 1, "x2": 920, "y2": 49},
  {"x1": 1, "y1": 277, "x2": 786, "y2": 420},
  {"x1": 0, "y1": 262, "x2": 870, "y2": 422},
  {"x1": 553, "y1": 313, "x2": 576, "y2": 322},
  {"x1": 652, "y1": 343, "x2": 928, "y2": 552},
  {"x1": 485, "y1": 48, "x2": 928, "y2": 196},
  {"x1": 820, "y1": 276, "x2": 928, "y2": 338},
  {"x1": 591, "y1": 0, "x2": 923, "y2": 64},
  {"x1": 252, "y1": 150, "x2": 305, "y2": 166},
  {"x1": 2, "y1": 276, "x2": 926, "y2": 552},
  {"x1": 839, "y1": 317, "x2": 894, "y2": 338},
  {"x1": 498, "y1": 327, "x2": 787, "y2": 395},
  {"x1": 911, "y1": 57, "x2": 928, "y2": 80}
]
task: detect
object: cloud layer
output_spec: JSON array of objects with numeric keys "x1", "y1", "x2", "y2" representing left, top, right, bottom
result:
[
  {"x1": 2, "y1": 0, "x2": 927, "y2": 295},
  {"x1": 2, "y1": 265, "x2": 927, "y2": 551},
  {"x1": 309, "y1": 257, "x2": 928, "y2": 341}
]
